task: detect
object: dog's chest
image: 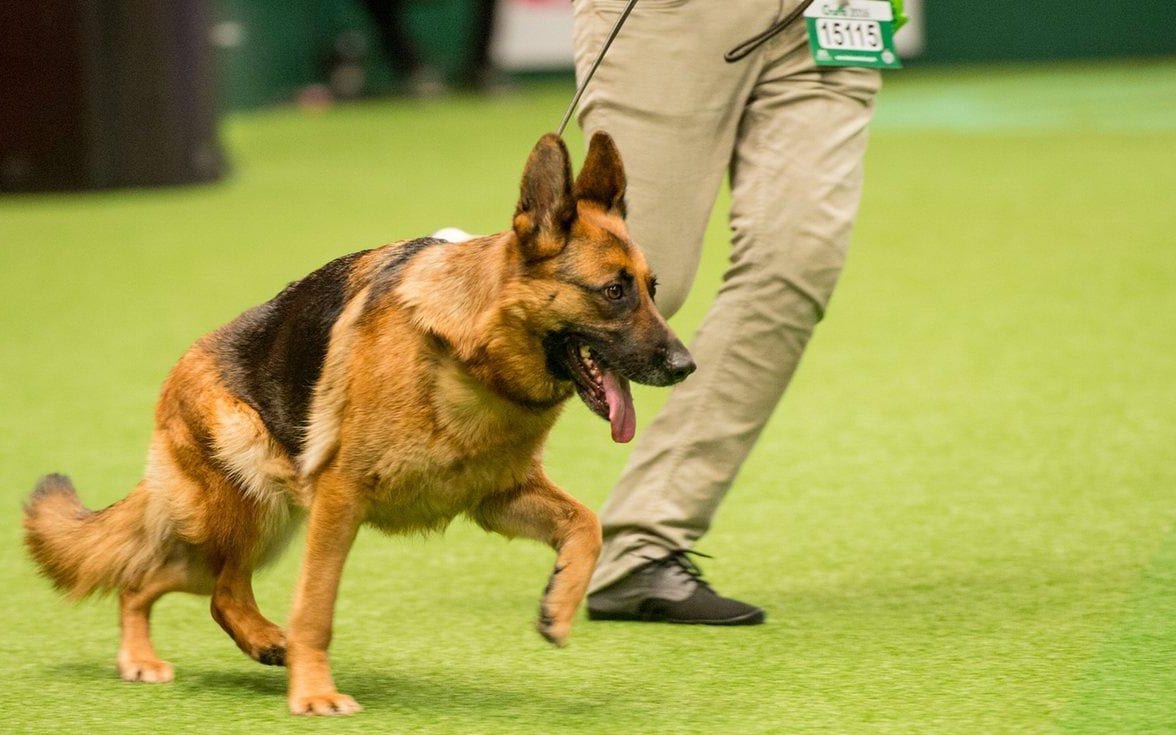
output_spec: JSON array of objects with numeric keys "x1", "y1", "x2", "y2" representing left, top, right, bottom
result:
[
  {"x1": 364, "y1": 441, "x2": 535, "y2": 533},
  {"x1": 356, "y1": 353, "x2": 558, "y2": 533},
  {"x1": 373, "y1": 408, "x2": 547, "y2": 527}
]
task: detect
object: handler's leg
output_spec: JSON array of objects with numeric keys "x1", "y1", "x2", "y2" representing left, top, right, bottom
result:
[
  {"x1": 571, "y1": 0, "x2": 764, "y2": 316},
  {"x1": 586, "y1": 16, "x2": 881, "y2": 620}
]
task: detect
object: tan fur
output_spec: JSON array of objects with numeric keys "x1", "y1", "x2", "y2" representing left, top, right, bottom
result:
[
  {"x1": 300, "y1": 286, "x2": 374, "y2": 481},
  {"x1": 23, "y1": 476, "x2": 165, "y2": 599},
  {"x1": 22, "y1": 133, "x2": 690, "y2": 716}
]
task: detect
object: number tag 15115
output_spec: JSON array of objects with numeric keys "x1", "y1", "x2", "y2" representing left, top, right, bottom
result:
[{"x1": 804, "y1": 0, "x2": 902, "y2": 69}]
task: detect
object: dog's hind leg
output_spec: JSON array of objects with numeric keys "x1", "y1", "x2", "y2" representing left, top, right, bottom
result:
[
  {"x1": 178, "y1": 480, "x2": 293, "y2": 666},
  {"x1": 472, "y1": 471, "x2": 603, "y2": 647},
  {"x1": 210, "y1": 561, "x2": 288, "y2": 666},
  {"x1": 117, "y1": 560, "x2": 203, "y2": 682}
]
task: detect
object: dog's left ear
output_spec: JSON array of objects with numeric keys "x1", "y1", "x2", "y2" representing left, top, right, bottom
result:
[
  {"x1": 573, "y1": 131, "x2": 627, "y2": 216},
  {"x1": 514, "y1": 133, "x2": 576, "y2": 261}
]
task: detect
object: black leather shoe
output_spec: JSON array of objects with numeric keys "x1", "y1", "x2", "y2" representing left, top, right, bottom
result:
[{"x1": 587, "y1": 550, "x2": 765, "y2": 625}]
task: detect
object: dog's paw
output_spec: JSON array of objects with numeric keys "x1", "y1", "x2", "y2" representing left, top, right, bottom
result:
[
  {"x1": 256, "y1": 644, "x2": 287, "y2": 667},
  {"x1": 117, "y1": 653, "x2": 174, "y2": 683},
  {"x1": 288, "y1": 691, "x2": 363, "y2": 716},
  {"x1": 537, "y1": 613, "x2": 570, "y2": 647},
  {"x1": 248, "y1": 628, "x2": 288, "y2": 666}
]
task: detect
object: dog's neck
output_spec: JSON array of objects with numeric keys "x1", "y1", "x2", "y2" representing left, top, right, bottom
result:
[{"x1": 394, "y1": 233, "x2": 571, "y2": 411}]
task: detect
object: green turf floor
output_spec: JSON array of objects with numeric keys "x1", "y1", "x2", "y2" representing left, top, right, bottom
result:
[{"x1": 2, "y1": 58, "x2": 1174, "y2": 734}]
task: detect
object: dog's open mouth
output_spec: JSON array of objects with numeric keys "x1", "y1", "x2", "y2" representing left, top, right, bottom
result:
[{"x1": 562, "y1": 340, "x2": 636, "y2": 444}]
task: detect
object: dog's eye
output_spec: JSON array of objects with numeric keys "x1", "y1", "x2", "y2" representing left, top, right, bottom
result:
[
  {"x1": 649, "y1": 278, "x2": 658, "y2": 299},
  {"x1": 604, "y1": 284, "x2": 625, "y2": 301}
]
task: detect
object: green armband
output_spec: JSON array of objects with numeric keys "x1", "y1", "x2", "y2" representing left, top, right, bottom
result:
[{"x1": 804, "y1": 0, "x2": 903, "y2": 68}]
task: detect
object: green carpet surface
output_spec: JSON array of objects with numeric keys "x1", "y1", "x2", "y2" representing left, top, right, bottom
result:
[{"x1": 2, "y1": 58, "x2": 1174, "y2": 734}]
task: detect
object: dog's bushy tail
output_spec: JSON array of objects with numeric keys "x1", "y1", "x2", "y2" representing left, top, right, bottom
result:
[{"x1": 23, "y1": 474, "x2": 162, "y2": 599}]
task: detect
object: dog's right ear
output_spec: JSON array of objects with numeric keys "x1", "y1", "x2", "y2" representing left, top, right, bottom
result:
[{"x1": 513, "y1": 134, "x2": 575, "y2": 261}]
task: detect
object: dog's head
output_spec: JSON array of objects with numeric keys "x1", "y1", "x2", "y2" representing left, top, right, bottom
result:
[{"x1": 511, "y1": 132, "x2": 694, "y2": 443}]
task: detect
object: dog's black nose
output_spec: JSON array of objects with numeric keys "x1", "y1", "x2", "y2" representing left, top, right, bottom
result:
[{"x1": 665, "y1": 343, "x2": 696, "y2": 384}]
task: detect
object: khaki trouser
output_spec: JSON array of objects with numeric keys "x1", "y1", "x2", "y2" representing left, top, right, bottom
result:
[{"x1": 572, "y1": 0, "x2": 881, "y2": 594}]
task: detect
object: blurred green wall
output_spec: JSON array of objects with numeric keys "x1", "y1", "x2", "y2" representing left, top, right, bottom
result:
[
  {"x1": 215, "y1": 0, "x2": 478, "y2": 109},
  {"x1": 922, "y1": 0, "x2": 1176, "y2": 62},
  {"x1": 214, "y1": 0, "x2": 1176, "y2": 110}
]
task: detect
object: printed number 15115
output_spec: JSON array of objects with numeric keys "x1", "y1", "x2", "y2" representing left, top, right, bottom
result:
[{"x1": 815, "y1": 19, "x2": 882, "y2": 51}]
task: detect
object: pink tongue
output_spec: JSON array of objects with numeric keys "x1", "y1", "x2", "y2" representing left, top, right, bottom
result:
[{"x1": 601, "y1": 371, "x2": 636, "y2": 443}]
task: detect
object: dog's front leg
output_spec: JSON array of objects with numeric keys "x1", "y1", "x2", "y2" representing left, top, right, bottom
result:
[
  {"x1": 286, "y1": 467, "x2": 365, "y2": 716},
  {"x1": 473, "y1": 470, "x2": 602, "y2": 646}
]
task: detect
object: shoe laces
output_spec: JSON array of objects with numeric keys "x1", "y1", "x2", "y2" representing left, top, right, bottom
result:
[{"x1": 639, "y1": 549, "x2": 716, "y2": 592}]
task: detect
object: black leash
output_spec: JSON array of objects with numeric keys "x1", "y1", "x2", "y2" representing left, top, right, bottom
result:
[
  {"x1": 557, "y1": 0, "x2": 640, "y2": 136},
  {"x1": 724, "y1": 0, "x2": 817, "y2": 63}
]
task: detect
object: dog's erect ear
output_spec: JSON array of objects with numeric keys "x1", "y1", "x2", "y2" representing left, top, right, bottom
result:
[
  {"x1": 573, "y1": 131, "x2": 627, "y2": 215},
  {"x1": 514, "y1": 134, "x2": 575, "y2": 261}
]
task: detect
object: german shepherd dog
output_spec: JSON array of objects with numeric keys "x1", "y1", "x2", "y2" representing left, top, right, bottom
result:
[{"x1": 23, "y1": 132, "x2": 694, "y2": 715}]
